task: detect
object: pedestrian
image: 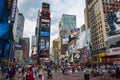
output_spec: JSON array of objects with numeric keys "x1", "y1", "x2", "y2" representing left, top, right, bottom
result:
[
  {"x1": 25, "y1": 66, "x2": 35, "y2": 80},
  {"x1": 72, "y1": 67, "x2": 75, "y2": 74},
  {"x1": 8, "y1": 66, "x2": 16, "y2": 80},
  {"x1": 37, "y1": 67, "x2": 44, "y2": 80},
  {"x1": 47, "y1": 66, "x2": 52, "y2": 79}
]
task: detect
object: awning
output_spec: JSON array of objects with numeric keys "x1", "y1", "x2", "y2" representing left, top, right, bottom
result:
[
  {"x1": 0, "y1": 0, "x2": 5, "y2": 17},
  {"x1": 0, "y1": 23, "x2": 10, "y2": 39}
]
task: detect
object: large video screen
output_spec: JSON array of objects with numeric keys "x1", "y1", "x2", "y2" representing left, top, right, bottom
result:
[
  {"x1": 40, "y1": 31, "x2": 50, "y2": 37},
  {"x1": 39, "y1": 37, "x2": 50, "y2": 50},
  {"x1": 106, "y1": 35, "x2": 120, "y2": 55},
  {"x1": 39, "y1": 37, "x2": 50, "y2": 58},
  {"x1": 41, "y1": 22, "x2": 50, "y2": 31},
  {"x1": 70, "y1": 28, "x2": 80, "y2": 38},
  {"x1": 106, "y1": 35, "x2": 120, "y2": 49},
  {"x1": 107, "y1": 10, "x2": 120, "y2": 36}
]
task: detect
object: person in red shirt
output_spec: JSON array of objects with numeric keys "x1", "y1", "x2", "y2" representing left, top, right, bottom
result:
[{"x1": 25, "y1": 67, "x2": 35, "y2": 80}]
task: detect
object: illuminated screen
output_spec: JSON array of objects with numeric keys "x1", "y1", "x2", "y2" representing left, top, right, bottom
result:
[
  {"x1": 39, "y1": 37, "x2": 50, "y2": 50},
  {"x1": 108, "y1": 10, "x2": 120, "y2": 36},
  {"x1": 41, "y1": 22, "x2": 50, "y2": 31},
  {"x1": 40, "y1": 31, "x2": 50, "y2": 37}
]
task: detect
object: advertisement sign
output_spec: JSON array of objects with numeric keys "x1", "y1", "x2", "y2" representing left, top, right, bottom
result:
[
  {"x1": 40, "y1": 31, "x2": 50, "y2": 37},
  {"x1": 70, "y1": 28, "x2": 80, "y2": 38},
  {"x1": 41, "y1": 10, "x2": 50, "y2": 19},
  {"x1": 41, "y1": 22, "x2": 50, "y2": 31},
  {"x1": 73, "y1": 53, "x2": 80, "y2": 59},
  {"x1": 106, "y1": 47, "x2": 120, "y2": 55},
  {"x1": 60, "y1": 30, "x2": 67, "y2": 34},
  {"x1": 39, "y1": 37, "x2": 50, "y2": 50},
  {"x1": 106, "y1": 34, "x2": 120, "y2": 55},
  {"x1": 60, "y1": 30, "x2": 67, "y2": 38},
  {"x1": 42, "y1": 3, "x2": 50, "y2": 10},
  {"x1": 10, "y1": 0, "x2": 18, "y2": 23},
  {"x1": 41, "y1": 19, "x2": 50, "y2": 22},
  {"x1": 106, "y1": 34, "x2": 120, "y2": 49},
  {"x1": 15, "y1": 44, "x2": 22, "y2": 50},
  {"x1": 107, "y1": 9, "x2": 120, "y2": 36},
  {"x1": 39, "y1": 37, "x2": 50, "y2": 57}
]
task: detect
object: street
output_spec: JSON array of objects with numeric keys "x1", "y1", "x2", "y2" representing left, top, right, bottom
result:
[
  {"x1": 43, "y1": 70, "x2": 120, "y2": 80},
  {"x1": 44, "y1": 71, "x2": 84, "y2": 80}
]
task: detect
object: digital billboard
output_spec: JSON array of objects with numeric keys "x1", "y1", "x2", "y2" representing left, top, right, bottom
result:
[
  {"x1": 106, "y1": 35, "x2": 120, "y2": 55},
  {"x1": 42, "y1": 3, "x2": 50, "y2": 10},
  {"x1": 39, "y1": 37, "x2": 50, "y2": 58},
  {"x1": 10, "y1": 0, "x2": 18, "y2": 23},
  {"x1": 40, "y1": 31, "x2": 50, "y2": 37},
  {"x1": 39, "y1": 37, "x2": 50, "y2": 50},
  {"x1": 70, "y1": 28, "x2": 80, "y2": 38},
  {"x1": 60, "y1": 30, "x2": 67, "y2": 38},
  {"x1": 41, "y1": 10, "x2": 50, "y2": 19},
  {"x1": 73, "y1": 53, "x2": 80, "y2": 59},
  {"x1": 107, "y1": 9, "x2": 120, "y2": 36},
  {"x1": 41, "y1": 22, "x2": 50, "y2": 31}
]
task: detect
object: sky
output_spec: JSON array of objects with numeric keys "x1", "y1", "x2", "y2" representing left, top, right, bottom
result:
[{"x1": 17, "y1": 0, "x2": 85, "y2": 53}]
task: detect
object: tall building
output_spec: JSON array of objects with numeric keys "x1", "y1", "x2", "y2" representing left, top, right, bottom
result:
[
  {"x1": 59, "y1": 14, "x2": 76, "y2": 55},
  {"x1": 60, "y1": 14, "x2": 76, "y2": 36},
  {"x1": 87, "y1": 0, "x2": 120, "y2": 62},
  {"x1": 14, "y1": 13, "x2": 25, "y2": 43},
  {"x1": 36, "y1": 3, "x2": 51, "y2": 64}
]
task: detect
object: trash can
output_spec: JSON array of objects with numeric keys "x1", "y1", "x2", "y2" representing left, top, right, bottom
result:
[{"x1": 84, "y1": 73, "x2": 90, "y2": 80}]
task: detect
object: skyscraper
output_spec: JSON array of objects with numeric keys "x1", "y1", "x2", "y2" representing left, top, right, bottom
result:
[
  {"x1": 37, "y1": 3, "x2": 51, "y2": 62},
  {"x1": 60, "y1": 14, "x2": 76, "y2": 37}
]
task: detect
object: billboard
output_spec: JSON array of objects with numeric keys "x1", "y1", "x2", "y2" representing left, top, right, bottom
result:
[
  {"x1": 42, "y1": 3, "x2": 50, "y2": 10},
  {"x1": 40, "y1": 31, "x2": 50, "y2": 37},
  {"x1": 10, "y1": 0, "x2": 18, "y2": 23},
  {"x1": 60, "y1": 30, "x2": 67, "y2": 38},
  {"x1": 41, "y1": 10, "x2": 50, "y2": 19},
  {"x1": 106, "y1": 34, "x2": 120, "y2": 55},
  {"x1": 73, "y1": 53, "x2": 80, "y2": 59},
  {"x1": 70, "y1": 28, "x2": 80, "y2": 38},
  {"x1": 107, "y1": 9, "x2": 120, "y2": 36},
  {"x1": 41, "y1": 22, "x2": 50, "y2": 31},
  {"x1": 39, "y1": 37, "x2": 50, "y2": 50},
  {"x1": 15, "y1": 44, "x2": 22, "y2": 50}
]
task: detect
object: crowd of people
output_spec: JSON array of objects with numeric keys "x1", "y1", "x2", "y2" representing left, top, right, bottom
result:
[
  {"x1": 87, "y1": 64, "x2": 120, "y2": 79},
  {"x1": 0, "y1": 62, "x2": 120, "y2": 80},
  {"x1": 0, "y1": 64, "x2": 45, "y2": 80}
]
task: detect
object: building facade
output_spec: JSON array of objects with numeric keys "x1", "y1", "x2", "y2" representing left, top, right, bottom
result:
[{"x1": 87, "y1": 0, "x2": 120, "y2": 62}]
